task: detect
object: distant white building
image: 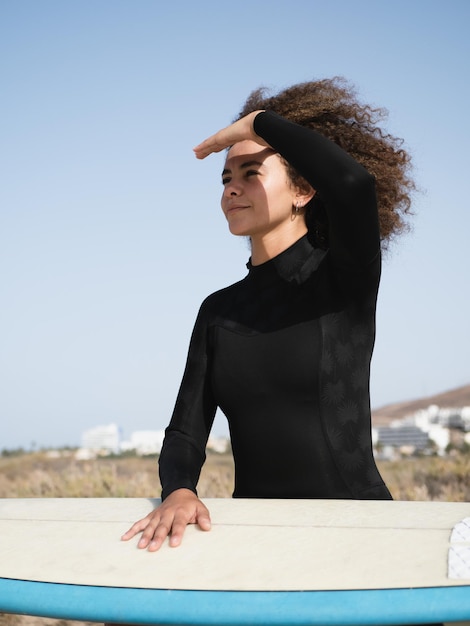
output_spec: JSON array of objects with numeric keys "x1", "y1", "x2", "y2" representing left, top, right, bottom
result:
[
  {"x1": 81, "y1": 423, "x2": 121, "y2": 454},
  {"x1": 207, "y1": 436, "x2": 230, "y2": 454},
  {"x1": 407, "y1": 404, "x2": 470, "y2": 432},
  {"x1": 119, "y1": 431, "x2": 230, "y2": 455},
  {"x1": 401, "y1": 409, "x2": 450, "y2": 455},
  {"x1": 75, "y1": 423, "x2": 232, "y2": 459},
  {"x1": 376, "y1": 425, "x2": 430, "y2": 452},
  {"x1": 373, "y1": 403, "x2": 470, "y2": 459},
  {"x1": 427, "y1": 425, "x2": 450, "y2": 454},
  {"x1": 121, "y1": 430, "x2": 165, "y2": 455}
]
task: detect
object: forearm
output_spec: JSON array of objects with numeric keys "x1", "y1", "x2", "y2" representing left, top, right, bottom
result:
[{"x1": 158, "y1": 429, "x2": 206, "y2": 500}]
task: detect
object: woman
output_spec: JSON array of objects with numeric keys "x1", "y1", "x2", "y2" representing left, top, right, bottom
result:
[{"x1": 122, "y1": 78, "x2": 414, "y2": 552}]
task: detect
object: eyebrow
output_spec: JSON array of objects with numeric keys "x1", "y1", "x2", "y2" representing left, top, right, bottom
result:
[{"x1": 222, "y1": 160, "x2": 264, "y2": 177}]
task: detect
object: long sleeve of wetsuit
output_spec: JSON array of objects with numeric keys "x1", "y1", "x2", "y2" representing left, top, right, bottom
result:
[
  {"x1": 159, "y1": 111, "x2": 379, "y2": 500},
  {"x1": 253, "y1": 110, "x2": 380, "y2": 267},
  {"x1": 158, "y1": 300, "x2": 217, "y2": 500}
]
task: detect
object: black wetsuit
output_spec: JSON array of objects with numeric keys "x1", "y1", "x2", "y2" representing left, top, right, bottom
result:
[{"x1": 159, "y1": 111, "x2": 391, "y2": 502}]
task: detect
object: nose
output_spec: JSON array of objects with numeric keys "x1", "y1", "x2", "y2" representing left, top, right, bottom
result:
[{"x1": 223, "y1": 180, "x2": 242, "y2": 197}]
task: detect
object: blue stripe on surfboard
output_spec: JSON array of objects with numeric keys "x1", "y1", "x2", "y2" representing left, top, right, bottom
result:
[{"x1": 1, "y1": 578, "x2": 470, "y2": 625}]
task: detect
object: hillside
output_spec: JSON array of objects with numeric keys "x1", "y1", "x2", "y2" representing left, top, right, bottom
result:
[{"x1": 372, "y1": 382, "x2": 470, "y2": 425}]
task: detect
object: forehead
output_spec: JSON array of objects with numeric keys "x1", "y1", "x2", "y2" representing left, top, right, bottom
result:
[{"x1": 224, "y1": 141, "x2": 277, "y2": 169}]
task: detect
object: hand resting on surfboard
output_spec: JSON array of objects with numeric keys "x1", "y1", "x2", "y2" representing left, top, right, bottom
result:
[{"x1": 121, "y1": 488, "x2": 211, "y2": 551}]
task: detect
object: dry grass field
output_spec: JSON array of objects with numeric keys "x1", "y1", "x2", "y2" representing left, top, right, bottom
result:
[
  {"x1": 1, "y1": 449, "x2": 470, "y2": 501},
  {"x1": 1, "y1": 450, "x2": 469, "y2": 626}
]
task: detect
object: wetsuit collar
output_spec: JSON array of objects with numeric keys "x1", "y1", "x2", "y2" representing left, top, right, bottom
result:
[{"x1": 246, "y1": 235, "x2": 315, "y2": 284}]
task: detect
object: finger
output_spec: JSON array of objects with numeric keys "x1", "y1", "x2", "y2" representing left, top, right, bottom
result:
[
  {"x1": 139, "y1": 508, "x2": 180, "y2": 551},
  {"x1": 193, "y1": 137, "x2": 224, "y2": 160},
  {"x1": 196, "y1": 505, "x2": 211, "y2": 531},
  {"x1": 137, "y1": 517, "x2": 169, "y2": 550},
  {"x1": 121, "y1": 517, "x2": 151, "y2": 541},
  {"x1": 168, "y1": 517, "x2": 189, "y2": 547},
  {"x1": 147, "y1": 519, "x2": 173, "y2": 551},
  {"x1": 168, "y1": 505, "x2": 211, "y2": 546},
  {"x1": 197, "y1": 513, "x2": 211, "y2": 531}
]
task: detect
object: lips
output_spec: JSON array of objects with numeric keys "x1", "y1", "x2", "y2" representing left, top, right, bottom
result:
[{"x1": 225, "y1": 203, "x2": 250, "y2": 214}]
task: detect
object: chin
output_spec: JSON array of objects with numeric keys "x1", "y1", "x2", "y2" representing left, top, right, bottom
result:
[{"x1": 228, "y1": 223, "x2": 252, "y2": 237}]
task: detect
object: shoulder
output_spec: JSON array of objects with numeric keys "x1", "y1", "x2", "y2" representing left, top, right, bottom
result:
[{"x1": 197, "y1": 277, "x2": 248, "y2": 316}]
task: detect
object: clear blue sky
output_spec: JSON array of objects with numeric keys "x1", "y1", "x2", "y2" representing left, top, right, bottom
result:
[{"x1": 1, "y1": 0, "x2": 469, "y2": 449}]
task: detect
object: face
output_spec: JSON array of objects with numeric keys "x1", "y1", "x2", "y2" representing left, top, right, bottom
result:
[{"x1": 221, "y1": 140, "x2": 302, "y2": 239}]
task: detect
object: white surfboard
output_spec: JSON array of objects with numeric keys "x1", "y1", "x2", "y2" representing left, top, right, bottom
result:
[{"x1": 0, "y1": 497, "x2": 469, "y2": 624}]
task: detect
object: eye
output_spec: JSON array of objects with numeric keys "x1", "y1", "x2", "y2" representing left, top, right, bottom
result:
[
  {"x1": 222, "y1": 176, "x2": 231, "y2": 185},
  {"x1": 245, "y1": 170, "x2": 260, "y2": 178}
]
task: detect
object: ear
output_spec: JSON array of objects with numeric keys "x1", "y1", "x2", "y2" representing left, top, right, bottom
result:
[{"x1": 294, "y1": 184, "x2": 316, "y2": 207}]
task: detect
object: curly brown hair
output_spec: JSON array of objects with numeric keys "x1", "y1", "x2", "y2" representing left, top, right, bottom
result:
[{"x1": 237, "y1": 77, "x2": 415, "y2": 247}]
